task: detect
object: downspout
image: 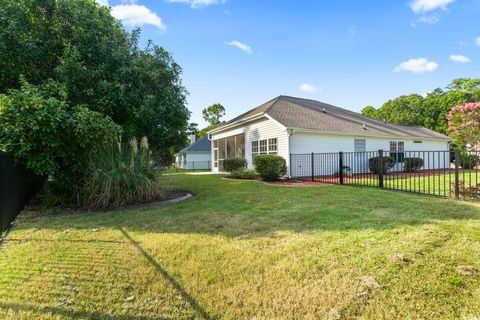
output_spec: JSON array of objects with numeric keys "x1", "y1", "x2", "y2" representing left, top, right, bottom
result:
[{"x1": 286, "y1": 128, "x2": 295, "y2": 178}]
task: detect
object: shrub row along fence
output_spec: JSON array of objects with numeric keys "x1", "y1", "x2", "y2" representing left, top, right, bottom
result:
[
  {"x1": 290, "y1": 150, "x2": 480, "y2": 201},
  {"x1": 0, "y1": 152, "x2": 46, "y2": 233},
  {"x1": 173, "y1": 161, "x2": 211, "y2": 171}
]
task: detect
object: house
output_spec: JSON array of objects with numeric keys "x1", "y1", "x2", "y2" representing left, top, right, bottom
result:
[
  {"x1": 208, "y1": 95, "x2": 452, "y2": 175},
  {"x1": 175, "y1": 135, "x2": 212, "y2": 170}
]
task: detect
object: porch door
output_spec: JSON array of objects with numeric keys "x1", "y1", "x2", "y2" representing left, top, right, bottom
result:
[{"x1": 354, "y1": 139, "x2": 367, "y2": 173}]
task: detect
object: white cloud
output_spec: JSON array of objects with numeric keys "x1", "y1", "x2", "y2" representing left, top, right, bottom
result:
[
  {"x1": 111, "y1": 4, "x2": 166, "y2": 30},
  {"x1": 96, "y1": 0, "x2": 109, "y2": 6},
  {"x1": 394, "y1": 58, "x2": 439, "y2": 74},
  {"x1": 449, "y1": 55, "x2": 471, "y2": 63},
  {"x1": 299, "y1": 83, "x2": 320, "y2": 93},
  {"x1": 410, "y1": 0, "x2": 455, "y2": 13},
  {"x1": 476, "y1": 36, "x2": 480, "y2": 47},
  {"x1": 167, "y1": 0, "x2": 225, "y2": 9},
  {"x1": 227, "y1": 40, "x2": 252, "y2": 54}
]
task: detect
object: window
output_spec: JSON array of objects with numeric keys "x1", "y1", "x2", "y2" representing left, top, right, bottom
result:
[
  {"x1": 390, "y1": 141, "x2": 405, "y2": 163},
  {"x1": 252, "y1": 138, "x2": 278, "y2": 157},
  {"x1": 268, "y1": 138, "x2": 277, "y2": 154},
  {"x1": 413, "y1": 140, "x2": 422, "y2": 144},
  {"x1": 259, "y1": 140, "x2": 268, "y2": 154}
]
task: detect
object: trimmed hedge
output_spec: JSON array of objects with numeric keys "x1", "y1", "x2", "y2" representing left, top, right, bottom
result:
[
  {"x1": 403, "y1": 157, "x2": 424, "y2": 172},
  {"x1": 460, "y1": 154, "x2": 480, "y2": 170},
  {"x1": 223, "y1": 157, "x2": 247, "y2": 172},
  {"x1": 368, "y1": 156, "x2": 395, "y2": 174},
  {"x1": 253, "y1": 154, "x2": 287, "y2": 181},
  {"x1": 230, "y1": 169, "x2": 257, "y2": 180}
]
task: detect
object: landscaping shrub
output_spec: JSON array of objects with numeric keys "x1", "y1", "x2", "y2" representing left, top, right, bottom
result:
[
  {"x1": 79, "y1": 138, "x2": 163, "y2": 209},
  {"x1": 403, "y1": 157, "x2": 424, "y2": 172},
  {"x1": 368, "y1": 156, "x2": 395, "y2": 174},
  {"x1": 333, "y1": 166, "x2": 352, "y2": 178},
  {"x1": 223, "y1": 157, "x2": 247, "y2": 172},
  {"x1": 229, "y1": 169, "x2": 257, "y2": 180},
  {"x1": 253, "y1": 154, "x2": 287, "y2": 181},
  {"x1": 460, "y1": 153, "x2": 480, "y2": 169}
]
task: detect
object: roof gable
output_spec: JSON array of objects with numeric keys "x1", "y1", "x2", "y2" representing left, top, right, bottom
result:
[{"x1": 177, "y1": 136, "x2": 211, "y2": 154}]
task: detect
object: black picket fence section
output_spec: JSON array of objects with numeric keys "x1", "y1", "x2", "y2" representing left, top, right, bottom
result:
[
  {"x1": 290, "y1": 149, "x2": 480, "y2": 201},
  {"x1": 0, "y1": 153, "x2": 46, "y2": 233},
  {"x1": 173, "y1": 161, "x2": 211, "y2": 171}
]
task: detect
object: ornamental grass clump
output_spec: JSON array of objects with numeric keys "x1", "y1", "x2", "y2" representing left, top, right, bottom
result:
[{"x1": 79, "y1": 138, "x2": 163, "y2": 209}]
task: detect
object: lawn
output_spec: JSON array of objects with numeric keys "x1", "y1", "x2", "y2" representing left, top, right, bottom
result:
[{"x1": 1, "y1": 174, "x2": 480, "y2": 319}]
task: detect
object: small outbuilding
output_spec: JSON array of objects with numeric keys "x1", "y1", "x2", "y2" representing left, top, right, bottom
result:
[{"x1": 175, "y1": 135, "x2": 212, "y2": 170}]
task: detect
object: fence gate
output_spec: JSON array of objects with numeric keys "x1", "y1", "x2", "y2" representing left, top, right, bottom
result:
[{"x1": 290, "y1": 149, "x2": 480, "y2": 201}]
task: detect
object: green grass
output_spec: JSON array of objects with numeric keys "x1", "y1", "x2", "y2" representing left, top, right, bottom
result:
[
  {"x1": 351, "y1": 170, "x2": 480, "y2": 198},
  {"x1": 1, "y1": 174, "x2": 480, "y2": 319}
]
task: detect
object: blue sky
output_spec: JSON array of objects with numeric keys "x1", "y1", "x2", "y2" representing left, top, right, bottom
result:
[{"x1": 99, "y1": 0, "x2": 480, "y2": 128}]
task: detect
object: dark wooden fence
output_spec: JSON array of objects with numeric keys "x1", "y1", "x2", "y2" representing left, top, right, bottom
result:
[
  {"x1": 0, "y1": 152, "x2": 46, "y2": 233},
  {"x1": 290, "y1": 149, "x2": 480, "y2": 201}
]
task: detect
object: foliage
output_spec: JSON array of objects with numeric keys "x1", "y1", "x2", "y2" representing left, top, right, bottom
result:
[
  {"x1": 368, "y1": 156, "x2": 395, "y2": 174},
  {"x1": 197, "y1": 103, "x2": 226, "y2": 138},
  {"x1": 0, "y1": 83, "x2": 121, "y2": 198},
  {"x1": 403, "y1": 157, "x2": 424, "y2": 172},
  {"x1": 229, "y1": 169, "x2": 257, "y2": 180},
  {"x1": 223, "y1": 157, "x2": 247, "y2": 172},
  {"x1": 253, "y1": 154, "x2": 287, "y2": 181},
  {"x1": 447, "y1": 102, "x2": 480, "y2": 148},
  {"x1": 459, "y1": 153, "x2": 480, "y2": 170},
  {"x1": 360, "y1": 78, "x2": 480, "y2": 138},
  {"x1": 457, "y1": 181, "x2": 480, "y2": 198},
  {"x1": 0, "y1": 0, "x2": 190, "y2": 164},
  {"x1": 79, "y1": 139, "x2": 164, "y2": 209},
  {"x1": 202, "y1": 103, "x2": 225, "y2": 127},
  {"x1": 333, "y1": 166, "x2": 352, "y2": 177}
]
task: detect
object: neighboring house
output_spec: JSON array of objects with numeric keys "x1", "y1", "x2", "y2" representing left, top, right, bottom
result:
[
  {"x1": 208, "y1": 95, "x2": 452, "y2": 175},
  {"x1": 175, "y1": 135, "x2": 212, "y2": 170}
]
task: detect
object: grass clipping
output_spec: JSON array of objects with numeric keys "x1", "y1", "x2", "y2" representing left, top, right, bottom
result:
[{"x1": 79, "y1": 138, "x2": 164, "y2": 209}]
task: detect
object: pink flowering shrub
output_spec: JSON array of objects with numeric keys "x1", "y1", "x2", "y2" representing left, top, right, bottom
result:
[{"x1": 447, "y1": 102, "x2": 480, "y2": 148}]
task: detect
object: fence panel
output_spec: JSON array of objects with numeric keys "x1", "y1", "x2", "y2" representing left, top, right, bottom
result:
[
  {"x1": 0, "y1": 152, "x2": 46, "y2": 233},
  {"x1": 174, "y1": 161, "x2": 211, "y2": 171},
  {"x1": 290, "y1": 149, "x2": 480, "y2": 201}
]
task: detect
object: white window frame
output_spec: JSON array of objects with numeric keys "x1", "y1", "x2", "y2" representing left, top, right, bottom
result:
[{"x1": 252, "y1": 138, "x2": 278, "y2": 157}]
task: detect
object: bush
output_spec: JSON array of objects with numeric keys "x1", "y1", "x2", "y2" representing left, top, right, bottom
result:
[
  {"x1": 333, "y1": 166, "x2": 352, "y2": 178},
  {"x1": 460, "y1": 153, "x2": 480, "y2": 169},
  {"x1": 403, "y1": 157, "x2": 424, "y2": 172},
  {"x1": 79, "y1": 139, "x2": 163, "y2": 209},
  {"x1": 223, "y1": 157, "x2": 247, "y2": 172},
  {"x1": 253, "y1": 154, "x2": 287, "y2": 181},
  {"x1": 368, "y1": 156, "x2": 395, "y2": 174},
  {"x1": 0, "y1": 83, "x2": 121, "y2": 202},
  {"x1": 229, "y1": 169, "x2": 257, "y2": 180}
]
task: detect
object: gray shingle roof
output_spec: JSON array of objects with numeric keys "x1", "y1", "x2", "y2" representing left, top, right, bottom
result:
[
  {"x1": 221, "y1": 96, "x2": 451, "y2": 140},
  {"x1": 176, "y1": 136, "x2": 211, "y2": 154}
]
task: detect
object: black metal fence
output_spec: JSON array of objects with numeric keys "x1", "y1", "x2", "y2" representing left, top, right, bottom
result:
[
  {"x1": 290, "y1": 149, "x2": 480, "y2": 201},
  {"x1": 0, "y1": 153, "x2": 46, "y2": 233},
  {"x1": 173, "y1": 161, "x2": 211, "y2": 171}
]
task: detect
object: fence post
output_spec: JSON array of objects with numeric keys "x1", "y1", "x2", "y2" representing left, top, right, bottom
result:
[
  {"x1": 339, "y1": 152, "x2": 344, "y2": 185},
  {"x1": 311, "y1": 152, "x2": 314, "y2": 182},
  {"x1": 454, "y1": 149, "x2": 460, "y2": 199},
  {"x1": 378, "y1": 149, "x2": 384, "y2": 189},
  {"x1": 289, "y1": 153, "x2": 292, "y2": 178}
]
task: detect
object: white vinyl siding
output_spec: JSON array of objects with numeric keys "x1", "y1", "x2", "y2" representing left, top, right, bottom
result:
[
  {"x1": 210, "y1": 117, "x2": 287, "y2": 171},
  {"x1": 289, "y1": 132, "x2": 450, "y2": 176}
]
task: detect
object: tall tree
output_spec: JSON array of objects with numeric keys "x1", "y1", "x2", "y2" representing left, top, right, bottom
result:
[
  {"x1": 202, "y1": 103, "x2": 225, "y2": 127},
  {"x1": 0, "y1": 0, "x2": 190, "y2": 163}
]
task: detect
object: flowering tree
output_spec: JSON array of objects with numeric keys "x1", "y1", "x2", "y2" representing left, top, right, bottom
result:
[{"x1": 447, "y1": 102, "x2": 480, "y2": 149}]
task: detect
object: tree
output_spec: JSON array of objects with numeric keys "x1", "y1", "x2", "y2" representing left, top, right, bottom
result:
[
  {"x1": 197, "y1": 103, "x2": 226, "y2": 138},
  {"x1": 360, "y1": 105, "x2": 377, "y2": 118},
  {"x1": 0, "y1": 82, "x2": 121, "y2": 199},
  {"x1": 0, "y1": 0, "x2": 190, "y2": 163},
  {"x1": 202, "y1": 103, "x2": 225, "y2": 127},
  {"x1": 447, "y1": 103, "x2": 480, "y2": 149}
]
